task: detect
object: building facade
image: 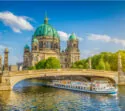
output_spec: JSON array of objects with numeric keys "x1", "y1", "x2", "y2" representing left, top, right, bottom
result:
[{"x1": 23, "y1": 16, "x2": 80, "y2": 68}]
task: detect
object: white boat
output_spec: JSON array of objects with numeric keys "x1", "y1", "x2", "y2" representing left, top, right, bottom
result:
[{"x1": 45, "y1": 80, "x2": 117, "y2": 94}]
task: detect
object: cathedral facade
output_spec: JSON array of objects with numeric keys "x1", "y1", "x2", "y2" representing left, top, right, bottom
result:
[{"x1": 23, "y1": 16, "x2": 80, "y2": 69}]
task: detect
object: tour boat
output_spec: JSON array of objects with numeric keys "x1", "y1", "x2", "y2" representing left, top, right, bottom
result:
[{"x1": 44, "y1": 80, "x2": 117, "y2": 94}]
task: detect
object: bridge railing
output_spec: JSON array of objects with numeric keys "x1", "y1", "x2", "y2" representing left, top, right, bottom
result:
[
  {"x1": 9, "y1": 68, "x2": 117, "y2": 72},
  {"x1": 8, "y1": 69, "x2": 118, "y2": 76}
]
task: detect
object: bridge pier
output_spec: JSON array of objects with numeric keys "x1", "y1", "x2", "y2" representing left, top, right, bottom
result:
[
  {"x1": 0, "y1": 75, "x2": 11, "y2": 90},
  {"x1": 118, "y1": 72, "x2": 125, "y2": 85},
  {"x1": 117, "y1": 53, "x2": 125, "y2": 85}
]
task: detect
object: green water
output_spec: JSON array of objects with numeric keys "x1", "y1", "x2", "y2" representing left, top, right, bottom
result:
[{"x1": 0, "y1": 79, "x2": 125, "y2": 111}]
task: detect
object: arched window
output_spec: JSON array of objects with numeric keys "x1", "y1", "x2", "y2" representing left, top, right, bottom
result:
[
  {"x1": 45, "y1": 42, "x2": 48, "y2": 48},
  {"x1": 45, "y1": 42, "x2": 51, "y2": 48},
  {"x1": 73, "y1": 44, "x2": 76, "y2": 48},
  {"x1": 54, "y1": 44, "x2": 56, "y2": 48},
  {"x1": 48, "y1": 42, "x2": 51, "y2": 48},
  {"x1": 54, "y1": 43, "x2": 58, "y2": 48},
  {"x1": 65, "y1": 58, "x2": 67, "y2": 62},
  {"x1": 56, "y1": 43, "x2": 58, "y2": 48},
  {"x1": 51, "y1": 42, "x2": 53, "y2": 48},
  {"x1": 34, "y1": 46, "x2": 37, "y2": 50},
  {"x1": 25, "y1": 57, "x2": 28, "y2": 66},
  {"x1": 39, "y1": 41, "x2": 43, "y2": 48}
]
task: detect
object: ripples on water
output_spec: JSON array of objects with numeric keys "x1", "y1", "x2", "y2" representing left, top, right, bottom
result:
[{"x1": 0, "y1": 79, "x2": 125, "y2": 111}]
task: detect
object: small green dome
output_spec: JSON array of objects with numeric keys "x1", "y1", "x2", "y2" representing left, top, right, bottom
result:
[
  {"x1": 69, "y1": 33, "x2": 77, "y2": 40},
  {"x1": 33, "y1": 38, "x2": 38, "y2": 43},
  {"x1": 33, "y1": 17, "x2": 59, "y2": 39},
  {"x1": 24, "y1": 44, "x2": 30, "y2": 49}
]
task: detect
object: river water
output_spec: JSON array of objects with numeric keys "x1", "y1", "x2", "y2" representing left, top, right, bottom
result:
[{"x1": 0, "y1": 79, "x2": 125, "y2": 111}]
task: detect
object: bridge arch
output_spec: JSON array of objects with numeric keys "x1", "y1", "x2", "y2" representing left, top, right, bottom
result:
[
  {"x1": 10, "y1": 73, "x2": 45, "y2": 90},
  {"x1": 3, "y1": 69, "x2": 118, "y2": 90}
]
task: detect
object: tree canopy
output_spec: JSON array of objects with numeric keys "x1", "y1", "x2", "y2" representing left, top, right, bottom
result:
[
  {"x1": 45, "y1": 57, "x2": 61, "y2": 69},
  {"x1": 28, "y1": 57, "x2": 61, "y2": 70},
  {"x1": 72, "y1": 50, "x2": 125, "y2": 71}
]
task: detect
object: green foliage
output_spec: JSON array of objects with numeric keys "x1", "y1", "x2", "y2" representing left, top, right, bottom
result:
[
  {"x1": 71, "y1": 50, "x2": 125, "y2": 71},
  {"x1": 28, "y1": 66, "x2": 36, "y2": 70},
  {"x1": 30, "y1": 57, "x2": 61, "y2": 70},
  {"x1": 45, "y1": 57, "x2": 61, "y2": 69},
  {"x1": 96, "y1": 58, "x2": 105, "y2": 70},
  {"x1": 105, "y1": 62, "x2": 111, "y2": 71},
  {"x1": 36, "y1": 59, "x2": 46, "y2": 69},
  {"x1": 84, "y1": 62, "x2": 89, "y2": 69},
  {"x1": 71, "y1": 60, "x2": 84, "y2": 68}
]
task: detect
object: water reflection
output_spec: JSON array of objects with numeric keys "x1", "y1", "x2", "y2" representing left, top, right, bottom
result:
[{"x1": 0, "y1": 79, "x2": 124, "y2": 110}]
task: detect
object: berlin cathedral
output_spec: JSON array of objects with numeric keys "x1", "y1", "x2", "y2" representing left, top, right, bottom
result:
[{"x1": 23, "y1": 16, "x2": 80, "y2": 68}]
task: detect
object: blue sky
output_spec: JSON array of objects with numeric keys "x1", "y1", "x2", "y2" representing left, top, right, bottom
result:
[{"x1": 0, "y1": 1, "x2": 125, "y2": 65}]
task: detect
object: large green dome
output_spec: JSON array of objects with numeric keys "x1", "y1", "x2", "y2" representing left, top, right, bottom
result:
[{"x1": 33, "y1": 17, "x2": 59, "y2": 39}]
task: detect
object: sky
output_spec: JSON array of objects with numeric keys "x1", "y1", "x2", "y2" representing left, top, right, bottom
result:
[{"x1": 0, "y1": 1, "x2": 125, "y2": 65}]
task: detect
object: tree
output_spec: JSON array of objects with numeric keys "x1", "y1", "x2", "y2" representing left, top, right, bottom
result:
[
  {"x1": 29, "y1": 57, "x2": 61, "y2": 70},
  {"x1": 35, "y1": 59, "x2": 46, "y2": 69},
  {"x1": 78, "y1": 64, "x2": 83, "y2": 69},
  {"x1": 45, "y1": 57, "x2": 61, "y2": 69},
  {"x1": 84, "y1": 62, "x2": 89, "y2": 69},
  {"x1": 71, "y1": 64, "x2": 77, "y2": 68},
  {"x1": 105, "y1": 62, "x2": 111, "y2": 71},
  {"x1": 96, "y1": 58, "x2": 105, "y2": 70}
]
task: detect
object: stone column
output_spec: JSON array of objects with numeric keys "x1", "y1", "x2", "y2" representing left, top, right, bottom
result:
[
  {"x1": 89, "y1": 57, "x2": 92, "y2": 69},
  {"x1": 118, "y1": 53, "x2": 122, "y2": 72},
  {"x1": 117, "y1": 52, "x2": 125, "y2": 84},
  {"x1": 0, "y1": 55, "x2": 2, "y2": 73},
  {"x1": 4, "y1": 48, "x2": 9, "y2": 71}
]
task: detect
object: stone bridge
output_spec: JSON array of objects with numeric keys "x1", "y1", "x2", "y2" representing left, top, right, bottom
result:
[{"x1": 0, "y1": 69, "x2": 118, "y2": 90}]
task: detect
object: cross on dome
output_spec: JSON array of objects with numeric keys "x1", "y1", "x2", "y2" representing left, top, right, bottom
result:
[{"x1": 44, "y1": 11, "x2": 48, "y2": 24}]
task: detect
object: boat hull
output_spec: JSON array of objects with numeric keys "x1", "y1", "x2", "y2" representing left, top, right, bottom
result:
[{"x1": 44, "y1": 84, "x2": 117, "y2": 94}]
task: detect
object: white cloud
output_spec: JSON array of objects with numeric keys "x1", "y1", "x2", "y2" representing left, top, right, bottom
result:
[
  {"x1": 57, "y1": 31, "x2": 83, "y2": 41},
  {"x1": 0, "y1": 11, "x2": 34, "y2": 33},
  {"x1": 77, "y1": 36, "x2": 83, "y2": 41},
  {"x1": 88, "y1": 33, "x2": 125, "y2": 47},
  {"x1": 57, "y1": 31, "x2": 70, "y2": 41}
]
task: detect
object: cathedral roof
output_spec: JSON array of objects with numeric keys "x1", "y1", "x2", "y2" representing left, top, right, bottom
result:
[
  {"x1": 69, "y1": 33, "x2": 77, "y2": 40},
  {"x1": 24, "y1": 44, "x2": 30, "y2": 49},
  {"x1": 33, "y1": 15, "x2": 59, "y2": 39}
]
